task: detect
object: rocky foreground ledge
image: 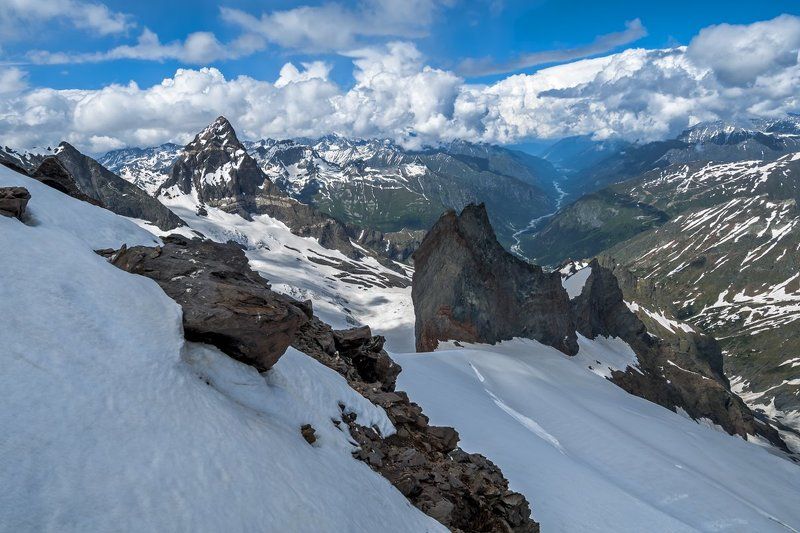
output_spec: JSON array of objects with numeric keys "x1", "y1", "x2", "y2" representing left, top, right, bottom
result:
[{"x1": 107, "y1": 234, "x2": 538, "y2": 532}]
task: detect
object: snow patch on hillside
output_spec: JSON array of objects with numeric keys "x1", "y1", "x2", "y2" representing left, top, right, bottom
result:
[
  {"x1": 0, "y1": 165, "x2": 444, "y2": 532},
  {"x1": 561, "y1": 264, "x2": 592, "y2": 299}
]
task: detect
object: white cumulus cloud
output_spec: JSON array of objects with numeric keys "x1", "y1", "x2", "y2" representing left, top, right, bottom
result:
[
  {"x1": 2, "y1": 16, "x2": 800, "y2": 153},
  {"x1": 27, "y1": 28, "x2": 264, "y2": 65},
  {"x1": 687, "y1": 14, "x2": 800, "y2": 87}
]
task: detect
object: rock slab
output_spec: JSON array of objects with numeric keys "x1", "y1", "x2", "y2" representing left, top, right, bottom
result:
[
  {"x1": 0, "y1": 187, "x2": 30, "y2": 219},
  {"x1": 111, "y1": 235, "x2": 308, "y2": 371}
]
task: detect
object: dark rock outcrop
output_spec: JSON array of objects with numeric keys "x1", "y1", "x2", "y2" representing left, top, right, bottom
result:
[
  {"x1": 413, "y1": 207, "x2": 787, "y2": 451},
  {"x1": 54, "y1": 142, "x2": 185, "y2": 231},
  {"x1": 412, "y1": 203, "x2": 577, "y2": 354},
  {"x1": 292, "y1": 316, "x2": 538, "y2": 532},
  {"x1": 574, "y1": 260, "x2": 787, "y2": 450},
  {"x1": 0, "y1": 187, "x2": 30, "y2": 219},
  {"x1": 111, "y1": 235, "x2": 308, "y2": 371},
  {"x1": 30, "y1": 157, "x2": 104, "y2": 206}
]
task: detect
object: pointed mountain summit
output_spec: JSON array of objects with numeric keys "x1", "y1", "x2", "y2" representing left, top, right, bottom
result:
[
  {"x1": 412, "y1": 203, "x2": 578, "y2": 355},
  {"x1": 158, "y1": 117, "x2": 419, "y2": 268},
  {"x1": 159, "y1": 116, "x2": 280, "y2": 216}
]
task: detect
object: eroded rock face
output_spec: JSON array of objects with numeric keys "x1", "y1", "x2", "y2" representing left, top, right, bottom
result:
[
  {"x1": 30, "y1": 157, "x2": 104, "y2": 207},
  {"x1": 412, "y1": 203, "x2": 577, "y2": 354},
  {"x1": 0, "y1": 187, "x2": 30, "y2": 219},
  {"x1": 111, "y1": 235, "x2": 308, "y2": 371},
  {"x1": 575, "y1": 260, "x2": 787, "y2": 450}
]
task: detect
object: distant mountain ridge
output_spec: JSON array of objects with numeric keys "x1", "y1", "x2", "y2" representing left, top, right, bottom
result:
[
  {"x1": 525, "y1": 152, "x2": 800, "y2": 451},
  {"x1": 100, "y1": 133, "x2": 561, "y2": 249},
  {"x1": 540, "y1": 116, "x2": 800, "y2": 197}
]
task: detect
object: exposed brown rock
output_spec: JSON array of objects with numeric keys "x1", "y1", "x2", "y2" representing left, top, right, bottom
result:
[
  {"x1": 293, "y1": 316, "x2": 538, "y2": 532},
  {"x1": 0, "y1": 187, "x2": 30, "y2": 219},
  {"x1": 300, "y1": 424, "x2": 317, "y2": 445},
  {"x1": 412, "y1": 203, "x2": 577, "y2": 355},
  {"x1": 110, "y1": 235, "x2": 308, "y2": 371},
  {"x1": 574, "y1": 259, "x2": 788, "y2": 450}
]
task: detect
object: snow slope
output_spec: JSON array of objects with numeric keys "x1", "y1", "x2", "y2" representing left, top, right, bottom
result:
[
  {"x1": 143, "y1": 185, "x2": 800, "y2": 532},
  {"x1": 39, "y1": 152, "x2": 800, "y2": 532},
  {"x1": 0, "y1": 167, "x2": 444, "y2": 532},
  {"x1": 395, "y1": 338, "x2": 800, "y2": 532},
  {"x1": 154, "y1": 191, "x2": 416, "y2": 350}
]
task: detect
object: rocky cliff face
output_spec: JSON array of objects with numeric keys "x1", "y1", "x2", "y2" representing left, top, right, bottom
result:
[
  {"x1": 159, "y1": 117, "x2": 281, "y2": 216},
  {"x1": 413, "y1": 206, "x2": 788, "y2": 450},
  {"x1": 412, "y1": 203, "x2": 577, "y2": 355},
  {"x1": 30, "y1": 157, "x2": 104, "y2": 206},
  {"x1": 54, "y1": 142, "x2": 185, "y2": 231},
  {"x1": 572, "y1": 260, "x2": 786, "y2": 450}
]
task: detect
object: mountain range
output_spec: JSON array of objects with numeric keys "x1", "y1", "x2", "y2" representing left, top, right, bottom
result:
[
  {"x1": 3, "y1": 112, "x2": 800, "y2": 530},
  {"x1": 99, "y1": 131, "x2": 561, "y2": 250},
  {"x1": 525, "y1": 132, "x2": 800, "y2": 451}
]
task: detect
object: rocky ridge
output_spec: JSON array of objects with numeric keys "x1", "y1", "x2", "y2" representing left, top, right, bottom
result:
[
  {"x1": 100, "y1": 131, "x2": 559, "y2": 251},
  {"x1": 413, "y1": 204, "x2": 788, "y2": 450},
  {"x1": 158, "y1": 117, "x2": 421, "y2": 266},
  {"x1": 294, "y1": 319, "x2": 538, "y2": 532},
  {"x1": 106, "y1": 233, "x2": 537, "y2": 531},
  {"x1": 527, "y1": 153, "x2": 800, "y2": 449}
]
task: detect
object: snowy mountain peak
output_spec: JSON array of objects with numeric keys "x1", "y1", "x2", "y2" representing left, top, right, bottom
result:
[
  {"x1": 190, "y1": 116, "x2": 244, "y2": 153},
  {"x1": 157, "y1": 117, "x2": 276, "y2": 209},
  {"x1": 98, "y1": 143, "x2": 183, "y2": 196},
  {"x1": 678, "y1": 117, "x2": 800, "y2": 145}
]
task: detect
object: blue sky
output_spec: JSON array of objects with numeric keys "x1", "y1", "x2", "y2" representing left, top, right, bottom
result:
[
  {"x1": 5, "y1": 0, "x2": 798, "y2": 90},
  {"x1": 1, "y1": 1, "x2": 799, "y2": 152}
]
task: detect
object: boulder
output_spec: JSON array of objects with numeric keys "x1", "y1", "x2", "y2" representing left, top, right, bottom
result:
[
  {"x1": 300, "y1": 424, "x2": 317, "y2": 445},
  {"x1": 0, "y1": 187, "x2": 30, "y2": 219},
  {"x1": 412, "y1": 203, "x2": 577, "y2": 355},
  {"x1": 111, "y1": 235, "x2": 308, "y2": 371}
]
